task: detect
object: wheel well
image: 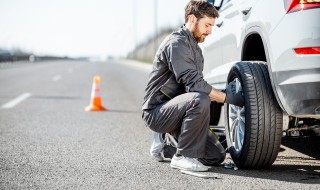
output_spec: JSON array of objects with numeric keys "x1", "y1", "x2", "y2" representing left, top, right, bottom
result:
[{"x1": 242, "y1": 34, "x2": 266, "y2": 62}]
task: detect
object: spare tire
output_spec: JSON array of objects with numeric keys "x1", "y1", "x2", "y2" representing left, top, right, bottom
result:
[{"x1": 225, "y1": 61, "x2": 283, "y2": 168}]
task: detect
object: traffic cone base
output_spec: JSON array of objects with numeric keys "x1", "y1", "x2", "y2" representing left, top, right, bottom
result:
[
  {"x1": 85, "y1": 105, "x2": 107, "y2": 111},
  {"x1": 85, "y1": 75, "x2": 107, "y2": 112}
]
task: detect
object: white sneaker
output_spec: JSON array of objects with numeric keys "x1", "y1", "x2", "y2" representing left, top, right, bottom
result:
[
  {"x1": 151, "y1": 153, "x2": 164, "y2": 162},
  {"x1": 150, "y1": 132, "x2": 165, "y2": 162},
  {"x1": 170, "y1": 155, "x2": 208, "y2": 172}
]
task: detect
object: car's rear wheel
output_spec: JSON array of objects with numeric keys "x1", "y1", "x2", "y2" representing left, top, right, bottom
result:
[{"x1": 225, "y1": 61, "x2": 283, "y2": 168}]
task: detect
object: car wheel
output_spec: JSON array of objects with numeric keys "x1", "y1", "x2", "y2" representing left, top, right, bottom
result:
[{"x1": 225, "y1": 61, "x2": 283, "y2": 168}]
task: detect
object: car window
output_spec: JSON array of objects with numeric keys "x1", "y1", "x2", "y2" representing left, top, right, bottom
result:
[
  {"x1": 222, "y1": 0, "x2": 231, "y2": 7},
  {"x1": 219, "y1": 0, "x2": 233, "y2": 12}
]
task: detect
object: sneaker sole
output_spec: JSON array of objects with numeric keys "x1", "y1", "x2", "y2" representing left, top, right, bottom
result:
[
  {"x1": 151, "y1": 155, "x2": 164, "y2": 162},
  {"x1": 170, "y1": 163, "x2": 208, "y2": 172},
  {"x1": 154, "y1": 158, "x2": 164, "y2": 162}
]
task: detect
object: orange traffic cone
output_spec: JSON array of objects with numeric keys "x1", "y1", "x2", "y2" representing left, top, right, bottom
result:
[{"x1": 85, "y1": 76, "x2": 107, "y2": 111}]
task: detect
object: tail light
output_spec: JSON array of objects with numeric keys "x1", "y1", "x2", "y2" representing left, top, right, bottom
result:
[
  {"x1": 284, "y1": 0, "x2": 320, "y2": 13},
  {"x1": 294, "y1": 47, "x2": 320, "y2": 55}
]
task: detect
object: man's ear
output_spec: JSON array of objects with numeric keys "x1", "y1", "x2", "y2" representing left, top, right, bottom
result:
[{"x1": 188, "y1": 14, "x2": 197, "y2": 24}]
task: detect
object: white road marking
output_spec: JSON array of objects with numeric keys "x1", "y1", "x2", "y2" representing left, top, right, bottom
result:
[
  {"x1": 52, "y1": 75, "x2": 61, "y2": 81},
  {"x1": 1, "y1": 93, "x2": 32, "y2": 109}
]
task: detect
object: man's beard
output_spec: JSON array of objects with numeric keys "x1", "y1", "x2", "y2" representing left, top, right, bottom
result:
[{"x1": 192, "y1": 22, "x2": 208, "y2": 43}]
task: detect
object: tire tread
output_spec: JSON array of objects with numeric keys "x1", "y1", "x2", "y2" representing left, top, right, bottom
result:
[{"x1": 226, "y1": 61, "x2": 283, "y2": 168}]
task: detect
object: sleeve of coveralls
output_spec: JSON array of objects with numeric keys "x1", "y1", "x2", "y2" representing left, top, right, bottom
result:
[{"x1": 166, "y1": 38, "x2": 212, "y2": 94}]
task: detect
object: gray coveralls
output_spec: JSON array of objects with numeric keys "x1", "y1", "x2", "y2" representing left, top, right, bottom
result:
[{"x1": 142, "y1": 25, "x2": 225, "y2": 165}]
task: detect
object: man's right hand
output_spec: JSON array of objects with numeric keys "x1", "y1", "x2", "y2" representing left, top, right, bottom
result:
[{"x1": 223, "y1": 81, "x2": 244, "y2": 107}]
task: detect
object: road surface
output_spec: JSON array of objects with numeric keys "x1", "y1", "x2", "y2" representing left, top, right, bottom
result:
[{"x1": 0, "y1": 60, "x2": 319, "y2": 189}]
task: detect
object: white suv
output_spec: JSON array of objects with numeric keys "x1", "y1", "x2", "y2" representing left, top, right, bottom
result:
[{"x1": 204, "y1": 0, "x2": 320, "y2": 168}]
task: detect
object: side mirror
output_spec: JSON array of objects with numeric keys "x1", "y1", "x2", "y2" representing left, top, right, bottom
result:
[{"x1": 208, "y1": 0, "x2": 223, "y2": 11}]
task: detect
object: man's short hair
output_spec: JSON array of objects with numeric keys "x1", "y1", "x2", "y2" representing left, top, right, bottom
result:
[{"x1": 185, "y1": 0, "x2": 219, "y2": 23}]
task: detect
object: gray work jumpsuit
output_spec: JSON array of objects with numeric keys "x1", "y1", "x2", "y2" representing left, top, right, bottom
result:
[{"x1": 142, "y1": 25, "x2": 225, "y2": 165}]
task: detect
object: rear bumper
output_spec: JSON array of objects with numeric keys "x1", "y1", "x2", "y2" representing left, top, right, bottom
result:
[
  {"x1": 269, "y1": 8, "x2": 320, "y2": 117},
  {"x1": 272, "y1": 68, "x2": 320, "y2": 116}
]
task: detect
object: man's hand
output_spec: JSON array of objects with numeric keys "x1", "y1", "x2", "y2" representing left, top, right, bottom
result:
[
  {"x1": 209, "y1": 88, "x2": 226, "y2": 103},
  {"x1": 224, "y1": 81, "x2": 244, "y2": 107}
]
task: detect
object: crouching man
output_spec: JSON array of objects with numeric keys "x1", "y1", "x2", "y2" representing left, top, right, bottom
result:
[{"x1": 142, "y1": 0, "x2": 243, "y2": 172}]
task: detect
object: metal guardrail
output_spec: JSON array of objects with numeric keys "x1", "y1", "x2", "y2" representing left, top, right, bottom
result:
[
  {"x1": 0, "y1": 55, "x2": 72, "y2": 64},
  {"x1": 0, "y1": 55, "x2": 31, "y2": 62}
]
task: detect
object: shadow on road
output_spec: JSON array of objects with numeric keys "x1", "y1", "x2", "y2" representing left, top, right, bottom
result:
[
  {"x1": 281, "y1": 136, "x2": 320, "y2": 160},
  {"x1": 210, "y1": 163, "x2": 320, "y2": 184},
  {"x1": 107, "y1": 109, "x2": 141, "y2": 114},
  {"x1": 209, "y1": 136, "x2": 320, "y2": 184}
]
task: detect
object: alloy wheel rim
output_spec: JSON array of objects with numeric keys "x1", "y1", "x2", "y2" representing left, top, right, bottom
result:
[{"x1": 228, "y1": 78, "x2": 245, "y2": 153}]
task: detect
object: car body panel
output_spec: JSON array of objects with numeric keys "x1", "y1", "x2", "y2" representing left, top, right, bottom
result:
[{"x1": 204, "y1": 0, "x2": 320, "y2": 117}]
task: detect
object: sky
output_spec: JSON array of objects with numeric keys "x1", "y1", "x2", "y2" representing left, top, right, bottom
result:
[{"x1": 0, "y1": 0, "x2": 190, "y2": 59}]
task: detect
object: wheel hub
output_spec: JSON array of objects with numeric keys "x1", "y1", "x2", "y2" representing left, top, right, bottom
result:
[{"x1": 228, "y1": 78, "x2": 245, "y2": 153}]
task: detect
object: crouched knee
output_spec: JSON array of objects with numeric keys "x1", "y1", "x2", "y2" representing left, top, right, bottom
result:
[{"x1": 193, "y1": 92, "x2": 210, "y2": 110}]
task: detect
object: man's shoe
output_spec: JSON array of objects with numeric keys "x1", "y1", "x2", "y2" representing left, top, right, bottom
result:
[
  {"x1": 151, "y1": 153, "x2": 164, "y2": 162},
  {"x1": 170, "y1": 155, "x2": 208, "y2": 172}
]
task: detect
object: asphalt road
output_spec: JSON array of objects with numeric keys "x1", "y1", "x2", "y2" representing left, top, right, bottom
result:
[{"x1": 0, "y1": 60, "x2": 319, "y2": 189}]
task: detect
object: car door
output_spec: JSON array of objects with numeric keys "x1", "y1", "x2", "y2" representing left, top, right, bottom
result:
[
  {"x1": 204, "y1": 0, "x2": 256, "y2": 88},
  {"x1": 202, "y1": 0, "x2": 227, "y2": 88},
  {"x1": 202, "y1": 0, "x2": 224, "y2": 76},
  {"x1": 202, "y1": 18, "x2": 222, "y2": 77},
  {"x1": 220, "y1": 0, "x2": 243, "y2": 64}
]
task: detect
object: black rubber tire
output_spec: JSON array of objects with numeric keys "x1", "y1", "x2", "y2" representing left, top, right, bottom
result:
[
  {"x1": 209, "y1": 102, "x2": 222, "y2": 125},
  {"x1": 225, "y1": 61, "x2": 283, "y2": 168}
]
